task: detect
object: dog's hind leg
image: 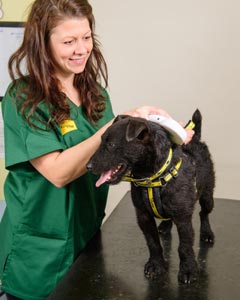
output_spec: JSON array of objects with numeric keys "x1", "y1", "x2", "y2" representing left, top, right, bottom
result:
[
  {"x1": 175, "y1": 219, "x2": 199, "y2": 284},
  {"x1": 134, "y1": 207, "x2": 167, "y2": 280},
  {"x1": 199, "y1": 190, "x2": 214, "y2": 243}
]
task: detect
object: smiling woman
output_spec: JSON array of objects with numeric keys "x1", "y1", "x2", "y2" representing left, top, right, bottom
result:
[{"x1": 0, "y1": 1, "x2": 115, "y2": 299}]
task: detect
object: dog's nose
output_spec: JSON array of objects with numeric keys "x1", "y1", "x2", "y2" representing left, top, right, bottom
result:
[{"x1": 86, "y1": 161, "x2": 92, "y2": 171}]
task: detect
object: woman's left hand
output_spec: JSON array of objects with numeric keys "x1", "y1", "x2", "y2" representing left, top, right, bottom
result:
[
  {"x1": 178, "y1": 121, "x2": 194, "y2": 144},
  {"x1": 184, "y1": 128, "x2": 195, "y2": 144}
]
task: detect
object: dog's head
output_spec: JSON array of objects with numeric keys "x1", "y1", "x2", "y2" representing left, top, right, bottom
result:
[{"x1": 87, "y1": 115, "x2": 172, "y2": 187}]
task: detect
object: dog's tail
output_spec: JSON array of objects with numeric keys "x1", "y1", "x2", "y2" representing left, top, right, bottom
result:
[{"x1": 190, "y1": 109, "x2": 202, "y2": 143}]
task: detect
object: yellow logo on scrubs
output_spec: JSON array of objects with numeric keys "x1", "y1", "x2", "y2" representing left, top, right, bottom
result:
[{"x1": 60, "y1": 120, "x2": 77, "y2": 135}]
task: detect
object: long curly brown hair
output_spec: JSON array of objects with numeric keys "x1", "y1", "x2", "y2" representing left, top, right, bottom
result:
[{"x1": 8, "y1": 0, "x2": 108, "y2": 127}]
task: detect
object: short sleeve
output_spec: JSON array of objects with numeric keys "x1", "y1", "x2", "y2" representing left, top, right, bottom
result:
[{"x1": 2, "y1": 85, "x2": 66, "y2": 169}]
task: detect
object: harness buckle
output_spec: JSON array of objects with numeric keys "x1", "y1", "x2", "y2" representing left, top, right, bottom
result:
[
  {"x1": 170, "y1": 167, "x2": 178, "y2": 178},
  {"x1": 160, "y1": 178, "x2": 168, "y2": 187},
  {"x1": 146, "y1": 178, "x2": 152, "y2": 185}
]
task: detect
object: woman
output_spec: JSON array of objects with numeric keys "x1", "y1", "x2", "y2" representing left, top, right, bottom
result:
[{"x1": 0, "y1": 0, "x2": 192, "y2": 299}]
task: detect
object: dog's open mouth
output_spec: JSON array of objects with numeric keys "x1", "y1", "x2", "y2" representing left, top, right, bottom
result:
[{"x1": 96, "y1": 163, "x2": 128, "y2": 187}]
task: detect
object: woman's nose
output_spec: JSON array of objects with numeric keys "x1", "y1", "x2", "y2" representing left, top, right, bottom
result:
[{"x1": 74, "y1": 40, "x2": 87, "y2": 55}]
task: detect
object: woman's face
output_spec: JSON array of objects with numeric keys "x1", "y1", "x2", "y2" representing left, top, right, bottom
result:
[{"x1": 49, "y1": 18, "x2": 93, "y2": 80}]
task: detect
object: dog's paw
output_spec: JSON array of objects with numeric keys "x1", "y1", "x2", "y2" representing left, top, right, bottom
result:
[
  {"x1": 200, "y1": 230, "x2": 215, "y2": 244},
  {"x1": 178, "y1": 264, "x2": 199, "y2": 285},
  {"x1": 144, "y1": 259, "x2": 167, "y2": 280}
]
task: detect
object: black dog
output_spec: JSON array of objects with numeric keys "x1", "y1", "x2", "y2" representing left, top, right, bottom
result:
[{"x1": 87, "y1": 109, "x2": 215, "y2": 284}]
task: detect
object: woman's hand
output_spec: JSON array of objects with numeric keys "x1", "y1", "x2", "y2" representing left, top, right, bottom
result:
[
  {"x1": 123, "y1": 105, "x2": 172, "y2": 120},
  {"x1": 178, "y1": 121, "x2": 195, "y2": 144},
  {"x1": 125, "y1": 105, "x2": 194, "y2": 144},
  {"x1": 184, "y1": 128, "x2": 194, "y2": 144}
]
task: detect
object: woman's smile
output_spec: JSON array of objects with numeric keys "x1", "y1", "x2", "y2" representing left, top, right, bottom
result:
[{"x1": 69, "y1": 56, "x2": 87, "y2": 65}]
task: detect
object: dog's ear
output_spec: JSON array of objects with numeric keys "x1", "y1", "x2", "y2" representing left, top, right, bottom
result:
[
  {"x1": 113, "y1": 115, "x2": 129, "y2": 124},
  {"x1": 126, "y1": 119, "x2": 150, "y2": 142}
]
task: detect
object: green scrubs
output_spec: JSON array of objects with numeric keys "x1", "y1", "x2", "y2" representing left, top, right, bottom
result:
[{"x1": 0, "y1": 82, "x2": 114, "y2": 300}]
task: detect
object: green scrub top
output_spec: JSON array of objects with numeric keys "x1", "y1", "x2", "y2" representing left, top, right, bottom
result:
[{"x1": 0, "y1": 82, "x2": 114, "y2": 300}]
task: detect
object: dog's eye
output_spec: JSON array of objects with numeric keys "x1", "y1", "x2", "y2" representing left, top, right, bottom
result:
[{"x1": 107, "y1": 142, "x2": 115, "y2": 150}]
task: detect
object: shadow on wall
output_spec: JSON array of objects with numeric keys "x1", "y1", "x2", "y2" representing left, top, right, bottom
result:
[{"x1": 0, "y1": 200, "x2": 6, "y2": 221}]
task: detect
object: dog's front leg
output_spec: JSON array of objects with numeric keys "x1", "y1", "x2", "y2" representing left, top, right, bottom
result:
[
  {"x1": 134, "y1": 206, "x2": 167, "y2": 280},
  {"x1": 175, "y1": 219, "x2": 199, "y2": 284}
]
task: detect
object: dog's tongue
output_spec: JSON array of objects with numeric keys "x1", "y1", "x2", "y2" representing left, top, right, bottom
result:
[{"x1": 96, "y1": 170, "x2": 112, "y2": 187}]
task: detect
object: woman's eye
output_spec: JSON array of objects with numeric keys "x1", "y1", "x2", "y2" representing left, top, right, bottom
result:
[
  {"x1": 64, "y1": 40, "x2": 74, "y2": 45},
  {"x1": 84, "y1": 35, "x2": 92, "y2": 41}
]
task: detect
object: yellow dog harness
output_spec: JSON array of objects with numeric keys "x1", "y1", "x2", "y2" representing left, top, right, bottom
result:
[
  {"x1": 121, "y1": 120, "x2": 195, "y2": 219},
  {"x1": 122, "y1": 148, "x2": 182, "y2": 219}
]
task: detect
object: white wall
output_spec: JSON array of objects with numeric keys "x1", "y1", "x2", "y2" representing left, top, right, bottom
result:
[{"x1": 91, "y1": 0, "x2": 240, "y2": 216}]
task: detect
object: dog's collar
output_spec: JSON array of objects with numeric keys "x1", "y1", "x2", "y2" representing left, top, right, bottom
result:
[{"x1": 122, "y1": 148, "x2": 182, "y2": 188}]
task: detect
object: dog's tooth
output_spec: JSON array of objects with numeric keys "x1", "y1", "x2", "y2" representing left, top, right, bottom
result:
[{"x1": 113, "y1": 166, "x2": 119, "y2": 174}]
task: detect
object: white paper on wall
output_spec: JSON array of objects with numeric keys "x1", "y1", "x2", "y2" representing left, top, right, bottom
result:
[{"x1": 0, "y1": 24, "x2": 24, "y2": 98}]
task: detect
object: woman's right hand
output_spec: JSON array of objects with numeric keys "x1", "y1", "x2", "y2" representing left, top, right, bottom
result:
[{"x1": 123, "y1": 105, "x2": 172, "y2": 120}]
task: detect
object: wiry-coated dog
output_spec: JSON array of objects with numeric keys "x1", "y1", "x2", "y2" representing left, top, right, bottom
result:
[{"x1": 87, "y1": 109, "x2": 215, "y2": 284}]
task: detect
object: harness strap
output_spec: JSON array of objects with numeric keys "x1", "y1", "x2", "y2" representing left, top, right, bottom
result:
[
  {"x1": 122, "y1": 158, "x2": 182, "y2": 188},
  {"x1": 146, "y1": 187, "x2": 162, "y2": 218},
  {"x1": 185, "y1": 120, "x2": 195, "y2": 130},
  {"x1": 121, "y1": 147, "x2": 183, "y2": 220},
  {"x1": 122, "y1": 148, "x2": 173, "y2": 186},
  {"x1": 146, "y1": 187, "x2": 171, "y2": 220},
  {"x1": 122, "y1": 157, "x2": 182, "y2": 220}
]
